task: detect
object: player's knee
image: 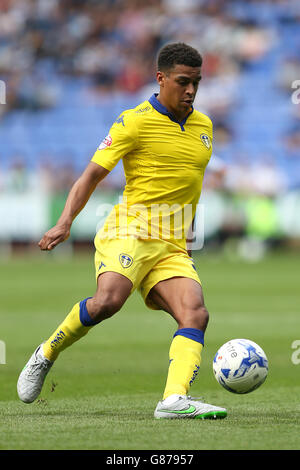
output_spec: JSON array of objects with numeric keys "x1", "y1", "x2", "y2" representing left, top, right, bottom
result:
[
  {"x1": 198, "y1": 304, "x2": 209, "y2": 329},
  {"x1": 178, "y1": 300, "x2": 209, "y2": 331},
  {"x1": 88, "y1": 292, "x2": 123, "y2": 322},
  {"x1": 189, "y1": 304, "x2": 209, "y2": 331}
]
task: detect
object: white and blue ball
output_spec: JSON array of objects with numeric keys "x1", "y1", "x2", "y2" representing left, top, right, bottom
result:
[{"x1": 213, "y1": 339, "x2": 268, "y2": 394}]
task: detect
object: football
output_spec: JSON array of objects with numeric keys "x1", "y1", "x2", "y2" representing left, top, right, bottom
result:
[{"x1": 213, "y1": 339, "x2": 268, "y2": 394}]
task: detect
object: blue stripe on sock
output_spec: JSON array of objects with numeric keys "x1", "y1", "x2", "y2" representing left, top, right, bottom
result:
[
  {"x1": 173, "y1": 328, "x2": 204, "y2": 346},
  {"x1": 79, "y1": 297, "x2": 97, "y2": 326}
]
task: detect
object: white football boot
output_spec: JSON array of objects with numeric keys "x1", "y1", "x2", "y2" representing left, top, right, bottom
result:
[
  {"x1": 17, "y1": 344, "x2": 53, "y2": 403},
  {"x1": 154, "y1": 394, "x2": 227, "y2": 419}
]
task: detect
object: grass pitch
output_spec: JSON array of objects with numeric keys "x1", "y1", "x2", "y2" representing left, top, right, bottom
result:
[{"x1": 0, "y1": 247, "x2": 299, "y2": 450}]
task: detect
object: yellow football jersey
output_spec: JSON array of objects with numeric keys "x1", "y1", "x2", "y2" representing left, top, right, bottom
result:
[{"x1": 91, "y1": 94, "x2": 213, "y2": 250}]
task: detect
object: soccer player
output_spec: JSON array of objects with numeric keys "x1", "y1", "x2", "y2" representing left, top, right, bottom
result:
[{"x1": 17, "y1": 42, "x2": 227, "y2": 419}]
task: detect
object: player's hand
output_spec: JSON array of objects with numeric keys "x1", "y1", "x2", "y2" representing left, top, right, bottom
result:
[{"x1": 38, "y1": 224, "x2": 70, "y2": 251}]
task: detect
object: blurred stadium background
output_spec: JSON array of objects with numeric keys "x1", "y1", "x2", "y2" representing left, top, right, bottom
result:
[
  {"x1": 1, "y1": 0, "x2": 300, "y2": 451},
  {"x1": 0, "y1": 0, "x2": 300, "y2": 256}
]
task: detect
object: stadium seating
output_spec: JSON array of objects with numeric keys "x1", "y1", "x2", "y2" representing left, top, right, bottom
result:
[{"x1": 0, "y1": 1, "x2": 299, "y2": 190}]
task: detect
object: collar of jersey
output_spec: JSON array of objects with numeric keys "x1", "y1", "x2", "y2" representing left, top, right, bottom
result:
[{"x1": 148, "y1": 93, "x2": 193, "y2": 131}]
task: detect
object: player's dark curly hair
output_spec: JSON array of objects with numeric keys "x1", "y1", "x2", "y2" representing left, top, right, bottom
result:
[{"x1": 157, "y1": 42, "x2": 202, "y2": 72}]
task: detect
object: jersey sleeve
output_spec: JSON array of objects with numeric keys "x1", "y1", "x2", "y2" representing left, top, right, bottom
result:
[{"x1": 91, "y1": 111, "x2": 139, "y2": 171}]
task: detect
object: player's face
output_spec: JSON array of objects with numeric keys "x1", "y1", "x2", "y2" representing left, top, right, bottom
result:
[{"x1": 157, "y1": 64, "x2": 202, "y2": 121}]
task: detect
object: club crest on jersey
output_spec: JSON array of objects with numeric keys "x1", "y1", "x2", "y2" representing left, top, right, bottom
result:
[
  {"x1": 200, "y1": 133, "x2": 211, "y2": 149},
  {"x1": 98, "y1": 134, "x2": 112, "y2": 150},
  {"x1": 119, "y1": 253, "x2": 133, "y2": 268}
]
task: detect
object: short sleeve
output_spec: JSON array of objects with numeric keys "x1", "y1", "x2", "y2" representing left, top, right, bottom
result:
[{"x1": 91, "y1": 111, "x2": 138, "y2": 171}]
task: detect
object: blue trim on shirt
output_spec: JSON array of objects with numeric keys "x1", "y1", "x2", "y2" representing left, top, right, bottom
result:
[
  {"x1": 173, "y1": 327, "x2": 204, "y2": 346},
  {"x1": 148, "y1": 93, "x2": 193, "y2": 131}
]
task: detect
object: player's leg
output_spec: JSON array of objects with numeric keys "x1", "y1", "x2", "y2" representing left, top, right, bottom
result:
[
  {"x1": 17, "y1": 272, "x2": 132, "y2": 403},
  {"x1": 149, "y1": 276, "x2": 209, "y2": 330},
  {"x1": 149, "y1": 277, "x2": 208, "y2": 398},
  {"x1": 42, "y1": 271, "x2": 132, "y2": 361},
  {"x1": 86, "y1": 272, "x2": 133, "y2": 323},
  {"x1": 148, "y1": 277, "x2": 226, "y2": 419}
]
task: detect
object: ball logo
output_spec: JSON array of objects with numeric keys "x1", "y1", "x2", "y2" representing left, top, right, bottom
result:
[
  {"x1": 98, "y1": 134, "x2": 112, "y2": 150},
  {"x1": 213, "y1": 339, "x2": 268, "y2": 394},
  {"x1": 119, "y1": 253, "x2": 133, "y2": 268},
  {"x1": 200, "y1": 133, "x2": 211, "y2": 149}
]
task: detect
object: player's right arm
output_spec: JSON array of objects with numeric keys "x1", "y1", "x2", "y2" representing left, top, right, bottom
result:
[
  {"x1": 40, "y1": 109, "x2": 138, "y2": 251},
  {"x1": 38, "y1": 162, "x2": 109, "y2": 251}
]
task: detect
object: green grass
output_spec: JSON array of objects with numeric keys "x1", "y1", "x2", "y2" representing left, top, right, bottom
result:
[{"x1": 0, "y1": 248, "x2": 299, "y2": 450}]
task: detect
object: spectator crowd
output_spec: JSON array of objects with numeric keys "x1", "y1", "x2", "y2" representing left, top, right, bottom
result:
[{"x1": 0, "y1": 0, "x2": 300, "y2": 244}]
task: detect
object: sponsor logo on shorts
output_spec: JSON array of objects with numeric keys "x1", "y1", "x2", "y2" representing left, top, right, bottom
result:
[
  {"x1": 119, "y1": 253, "x2": 133, "y2": 268},
  {"x1": 98, "y1": 261, "x2": 106, "y2": 271}
]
